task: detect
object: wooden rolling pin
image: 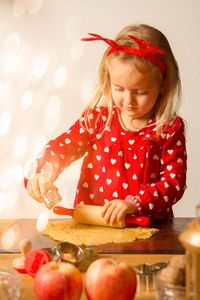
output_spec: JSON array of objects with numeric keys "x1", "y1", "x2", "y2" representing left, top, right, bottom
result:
[{"x1": 53, "y1": 204, "x2": 150, "y2": 228}]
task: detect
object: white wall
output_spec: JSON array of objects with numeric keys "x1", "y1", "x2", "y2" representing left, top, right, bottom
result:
[{"x1": 0, "y1": 0, "x2": 200, "y2": 219}]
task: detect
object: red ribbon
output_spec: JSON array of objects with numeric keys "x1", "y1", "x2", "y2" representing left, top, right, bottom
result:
[{"x1": 82, "y1": 33, "x2": 166, "y2": 77}]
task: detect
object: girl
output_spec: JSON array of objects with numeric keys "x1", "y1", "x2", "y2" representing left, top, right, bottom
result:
[{"x1": 25, "y1": 24, "x2": 187, "y2": 225}]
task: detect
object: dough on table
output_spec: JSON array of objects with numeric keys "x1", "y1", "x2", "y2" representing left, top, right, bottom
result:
[{"x1": 43, "y1": 219, "x2": 158, "y2": 245}]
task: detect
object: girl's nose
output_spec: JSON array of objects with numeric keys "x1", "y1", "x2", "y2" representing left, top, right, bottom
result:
[{"x1": 124, "y1": 91, "x2": 135, "y2": 105}]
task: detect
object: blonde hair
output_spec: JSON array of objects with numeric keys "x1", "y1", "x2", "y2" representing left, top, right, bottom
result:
[{"x1": 81, "y1": 24, "x2": 181, "y2": 134}]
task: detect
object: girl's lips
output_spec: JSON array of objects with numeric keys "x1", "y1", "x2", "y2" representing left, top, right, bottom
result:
[{"x1": 124, "y1": 107, "x2": 137, "y2": 112}]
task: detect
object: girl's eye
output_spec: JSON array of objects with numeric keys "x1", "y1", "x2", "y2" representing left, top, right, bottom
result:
[
  {"x1": 112, "y1": 85, "x2": 124, "y2": 92},
  {"x1": 136, "y1": 90, "x2": 148, "y2": 95},
  {"x1": 114, "y1": 87, "x2": 124, "y2": 91}
]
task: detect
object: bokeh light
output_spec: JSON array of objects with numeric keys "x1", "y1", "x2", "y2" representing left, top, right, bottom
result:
[
  {"x1": 31, "y1": 134, "x2": 47, "y2": 157},
  {"x1": 0, "y1": 1, "x2": 93, "y2": 218},
  {"x1": 1, "y1": 225, "x2": 20, "y2": 250},
  {"x1": 29, "y1": 53, "x2": 48, "y2": 80},
  {"x1": 13, "y1": 0, "x2": 26, "y2": 18},
  {"x1": 20, "y1": 89, "x2": 33, "y2": 110},
  {"x1": 0, "y1": 81, "x2": 12, "y2": 104},
  {"x1": 13, "y1": 0, "x2": 44, "y2": 18},
  {"x1": 26, "y1": 0, "x2": 44, "y2": 15},
  {"x1": 53, "y1": 66, "x2": 67, "y2": 88},
  {"x1": 12, "y1": 135, "x2": 28, "y2": 159},
  {"x1": 0, "y1": 112, "x2": 12, "y2": 135},
  {"x1": 36, "y1": 212, "x2": 49, "y2": 232},
  {"x1": 2, "y1": 32, "x2": 24, "y2": 75}
]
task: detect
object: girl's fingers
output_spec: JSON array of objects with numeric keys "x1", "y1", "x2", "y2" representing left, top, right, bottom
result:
[
  {"x1": 27, "y1": 174, "x2": 57, "y2": 203},
  {"x1": 27, "y1": 176, "x2": 42, "y2": 201},
  {"x1": 109, "y1": 207, "x2": 121, "y2": 225},
  {"x1": 116, "y1": 208, "x2": 126, "y2": 222},
  {"x1": 102, "y1": 200, "x2": 128, "y2": 225},
  {"x1": 39, "y1": 175, "x2": 53, "y2": 196},
  {"x1": 103, "y1": 203, "x2": 116, "y2": 224},
  {"x1": 101, "y1": 201, "x2": 112, "y2": 217},
  {"x1": 104, "y1": 203, "x2": 121, "y2": 224}
]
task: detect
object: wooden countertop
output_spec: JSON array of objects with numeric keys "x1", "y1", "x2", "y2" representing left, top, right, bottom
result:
[
  {"x1": 0, "y1": 217, "x2": 191, "y2": 253},
  {"x1": 0, "y1": 218, "x2": 190, "y2": 299}
]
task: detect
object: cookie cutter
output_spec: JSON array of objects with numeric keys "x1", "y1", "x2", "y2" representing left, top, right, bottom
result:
[
  {"x1": 134, "y1": 261, "x2": 169, "y2": 292},
  {"x1": 45, "y1": 242, "x2": 98, "y2": 266},
  {"x1": 24, "y1": 242, "x2": 97, "y2": 276}
]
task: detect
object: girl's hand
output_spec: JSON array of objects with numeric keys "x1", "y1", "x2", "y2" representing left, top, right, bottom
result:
[
  {"x1": 101, "y1": 199, "x2": 137, "y2": 226},
  {"x1": 26, "y1": 173, "x2": 61, "y2": 206}
]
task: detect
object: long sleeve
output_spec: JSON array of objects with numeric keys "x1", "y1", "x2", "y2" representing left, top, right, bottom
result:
[
  {"x1": 134, "y1": 117, "x2": 187, "y2": 217},
  {"x1": 28, "y1": 119, "x2": 90, "y2": 183}
]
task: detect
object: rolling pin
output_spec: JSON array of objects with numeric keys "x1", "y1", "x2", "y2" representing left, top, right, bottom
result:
[{"x1": 53, "y1": 204, "x2": 150, "y2": 228}]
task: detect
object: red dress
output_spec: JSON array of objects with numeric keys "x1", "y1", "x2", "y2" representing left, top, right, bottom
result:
[{"x1": 34, "y1": 106, "x2": 187, "y2": 218}]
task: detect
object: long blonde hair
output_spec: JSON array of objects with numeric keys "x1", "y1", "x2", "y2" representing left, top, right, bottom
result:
[{"x1": 81, "y1": 24, "x2": 181, "y2": 134}]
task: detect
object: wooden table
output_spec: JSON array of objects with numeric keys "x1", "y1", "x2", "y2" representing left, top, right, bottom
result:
[{"x1": 0, "y1": 218, "x2": 191, "y2": 300}]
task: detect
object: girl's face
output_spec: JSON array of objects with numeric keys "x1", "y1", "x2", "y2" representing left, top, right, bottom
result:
[{"x1": 108, "y1": 58, "x2": 163, "y2": 122}]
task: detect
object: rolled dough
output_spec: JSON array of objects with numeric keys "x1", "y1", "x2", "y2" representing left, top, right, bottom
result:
[{"x1": 43, "y1": 219, "x2": 158, "y2": 245}]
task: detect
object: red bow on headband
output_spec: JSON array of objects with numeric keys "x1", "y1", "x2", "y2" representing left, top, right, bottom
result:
[{"x1": 81, "y1": 33, "x2": 166, "y2": 77}]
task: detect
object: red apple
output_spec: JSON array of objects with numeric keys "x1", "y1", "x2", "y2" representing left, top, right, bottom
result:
[
  {"x1": 84, "y1": 258, "x2": 137, "y2": 300},
  {"x1": 34, "y1": 261, "x2": 82, "y2": 300}
]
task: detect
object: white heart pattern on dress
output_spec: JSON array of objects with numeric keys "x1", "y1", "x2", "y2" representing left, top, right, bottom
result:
[
  {"x1": 113, "y1": 191, "x2": 118, "y2": 198},
  {"x1": 170, "y1": 173, "x2": 176, "y2": 179},
  {"x1": 164, "y1": 182, "x2": 169, "y2": 188},
  {"x1": 167, "y1": 165, "x2": 172, "y2": 171},
  {"x1": 65, "y1": 138, "x2": 71, "y2": 144},
  {"x1": 149, "y1": 203, "x2": 154, "y2": 210},
  {"x1": 123, "y1": 183, "x2": 128, "y2": 189},
  {"x1": 102, "y1": 166, "x2": 106, "y2": 172},
  {"x1": 167, "y1": 150, "x2": 173, "y2": 155},
  {"x1": 80, "y1": 128, "x2": 85, "y2": 134},
  {"x1": 132, "y1": 174, "x2": 137, "y2": 180},
  {"x1": 118, "y1": 151, "x2": 123, "y2": 157},
  {"x1": 94, "y1": 174, "x2": 99, "y2": 180},
  {"x1": 125, "y1": 163, "x2": 130, "y2": 169},
  {"x1": 110, "y1": 159, "x2": 116, "y2": 165},
  {"x1": 111, "y1": 137, "x2": 117, "y2": 142},
  {"x1": 106, "y1": 179, "x2": 112, "y2": 185}
]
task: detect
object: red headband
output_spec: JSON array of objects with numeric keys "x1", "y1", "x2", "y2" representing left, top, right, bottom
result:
[{"x1": 81, "y1": 33, "x2": 166, "y2": 77}]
